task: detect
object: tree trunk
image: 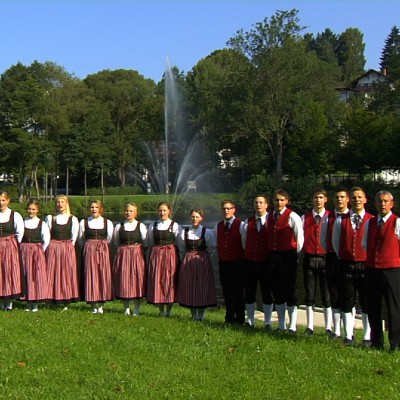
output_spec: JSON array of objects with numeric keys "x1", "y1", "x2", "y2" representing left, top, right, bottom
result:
[
  {"x1": 66, "y1": 166, "x2": 69, "y2": 196},
  {"x1": 18, "y1": 165, "x2": 26, "y2": 203},
  {"x1": 33, "y1": 165, "x2": 40, "y2": 199}
]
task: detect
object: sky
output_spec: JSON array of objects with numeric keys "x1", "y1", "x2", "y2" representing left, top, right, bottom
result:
[{"x1": 0, "y1": 0, "x2": 399, "y2": 82}]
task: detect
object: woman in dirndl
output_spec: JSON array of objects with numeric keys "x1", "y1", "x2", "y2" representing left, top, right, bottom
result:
[
  {"x1": 177, "y1": 209, "x2": 217, "y2": 321},
  {"x1": 0, "y1": 191, "x2": 24, "y2": 311},
  {"x1": 20, "y1": 199, "x2": 51, "y2": 312},
  {"x1": 147, "y1": 201, "x2": 184, "y2": 317},
  {"x1": 113, "y1": 203, "x2": 148, "y2": 316},
  {"x1": 78, "y1": 200, "x2": 113, "y2": 314},
  {"x1": 45, "y1": 194, "x2": 79, "y2": 308}
]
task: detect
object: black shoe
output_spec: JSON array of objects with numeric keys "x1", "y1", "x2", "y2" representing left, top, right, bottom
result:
[
  {"x1": 274, "y1": 328, "x2": 284, "y2": 334},
  {"x1": 325, "y1": 329, "x2": 332, "y2": 337},
  {"x1": 362, "y1": 340, "x2": 372, "y2": 349},
  {"x1": 265, "y1": 324, "x2": 272, "y2": 332},
  {"x1": 330, "y1": 333, "x2": 340, "y2": 340},
  {"x1": 288, "y1": 329, "x2": 297, "y2": 335},
  {"x1": 244, "y1": 321, "x2": 254, "y2": 328},
  {"x1": 304, "y1": 328, "x2": 314, "y2": 336},
  {"x1": 344, "y1": 337, "x2": 355, "y2": 346}
]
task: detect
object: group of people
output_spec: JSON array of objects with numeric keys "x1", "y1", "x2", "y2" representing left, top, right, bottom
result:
[
  {"x1": 1, "y1": 188, "x2": 399, "y2": 350},
  {"x1": 218, "y1": 188, "x2": 400, "y2": 351},
  {"x1": 0, "y1": 192, "x2": 217, "y2": 319}
]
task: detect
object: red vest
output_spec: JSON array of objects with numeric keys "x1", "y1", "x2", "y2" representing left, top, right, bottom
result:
[
  {"x1": 266, "y1": 208, "x2": 297, "y2": 252},
  {"x1": 366, "y1": 214, "x2": 400, "y2": 269},
  {"x1": 303, "y1": 210, "x2": 329, "y2": 255},
  {"x1": 339, "y1": 212, "x2": 373, "y2": 262},
  {"x1": 244, "y1": 215, "x2": 269, "y2": 262},
  {"x1": 217, "y1": 218, "x2": 244, "y2": 261}
]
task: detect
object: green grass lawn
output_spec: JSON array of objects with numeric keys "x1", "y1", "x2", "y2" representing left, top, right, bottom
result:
[{"x1": 0, "y1": 302, "x2": 398, "y2": 400}]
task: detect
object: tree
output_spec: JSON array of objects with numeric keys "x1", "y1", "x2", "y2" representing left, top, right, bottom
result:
[
  {"x1": 84, "y1": 70, "x2": 162, "y2": 186},
  {"x1": 227, "y1": 9, "x2": 342, "y2": 184},
  {"x1": 380, "y1": 26, "x2": 400, "y2": 81},
  {"x1": 336, "y1": 28, "x2": 366, "y2": 84},
  {"x1": 0, "y1": 61, "x2": 75, "y2": 201},
  {"x1": 305, "y1": 29, "x2": 339, "y2": 67},
  {"x1": 186, "y1": 49, "x2": 256, "y2": 172}
]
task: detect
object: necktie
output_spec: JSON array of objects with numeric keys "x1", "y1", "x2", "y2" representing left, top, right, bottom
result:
[
  {"x1": 353, "y1": 214, "x2": 361, "y2": 230},
  {"x1": 315, "y1": 215, "x2": 321, "y2": 225},
  {"x1": 225, "y1": 221, "x2": 230, "y2": 231},
  {"x1": 378, "y1": 218, "x2": 384, "y2": 230},
  {"x1": 257, "y1": 217, "x2": 262, "y2": 232},
  {"x1": 274, "y1": 212, "x2": 280, "y2": 221}
]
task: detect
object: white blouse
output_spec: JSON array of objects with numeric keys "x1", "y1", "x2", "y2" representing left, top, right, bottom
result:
[
  {"x1": 78, "y1": 216, "x2": 114, "y2": 244},
  {"x1": 113, "y1": 219, "x2": 148, "y2": 247},
  {"x1": 180, "y1": 224, "x2": 215, "y2": 254},
  {"x1": 0, "y1": 207, "x2": 24, "y2": 243},
  {"x1": 45, "y1": 213, "x2": 79, "y2": 245},
  {"x1": 24, "y1": 216, "x2": 51, "y2": 251}
]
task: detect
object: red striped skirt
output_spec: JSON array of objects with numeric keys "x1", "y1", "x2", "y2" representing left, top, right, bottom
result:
[
  {"x1": 20, "y1": 242, "x2": 50, "y2": 301},
  {"x1": 0, "y1": 236, "x2": 23, "y2": 299},
  {"x1": 147, "y1": 244, "x2": 179, "y2": 304},
  {"x1": 83, "y1": 239, "x2": 112, "y2": 303},
  {"x1": 177, "y1": 251, "x2": 217, "y2": 308},
  {"x1": 113, "y1": 244, "x2": 146, "y2": 300},
  {"x1": 46, "y1": 240, "x2": 79, "y2": 303}
]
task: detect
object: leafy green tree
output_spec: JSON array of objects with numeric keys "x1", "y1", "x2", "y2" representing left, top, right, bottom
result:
[
  {"x1": 337, "y1": 105, "x2": 393, "y2": 175},
  {"x1": 186, "y1": 49, "x2": 255, "y2": 173},
  {"x1": 84, "y1": 69, "x2": 162, "y2": 186},
  {"x1": 336, "y1": 28, "x2": 366, "y2": 84},
  {"x1": 380, "y1": 26, "x2": 400, "y2": 81},
  {"x1": 0, "y1": 61, "x2": 74, "y2": 201},
  {"x1": 227, "y1": 9, "x2": 342, "y2": 184},
  {"x1": 305, "y1": 29, "x2": 339, "y2": 67}
]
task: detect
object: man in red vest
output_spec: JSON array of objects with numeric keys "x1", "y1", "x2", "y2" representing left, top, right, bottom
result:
[
  {"x1": 242, "y1": 195, "x2": 272, "y2": 329},
  {"x1": 214, "y1": 200, "x2": 245, "y2": 324},
  {"x1": 326, "y1": 188, "x2": 350, "y2": 339},
  {"x1": 266, "y1": 189, "x2": 304, "y2": 332},
  {"x1": 363, "y1": 190, "x2": 400, "y2": 351},
  {"x1": 333, "y1": 187, "x2": 373, "y2": 346},
  {"x1": 301, "y1": 188, "x2": 332, "y2": 336}
]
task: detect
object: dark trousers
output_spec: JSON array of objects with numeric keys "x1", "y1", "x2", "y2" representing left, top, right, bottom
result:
[
  {"x1": 366, "y1": 268, "x2": 400, "y2": 350},
  {"x1": 326, "y1": 252, "x2": 341, "y2": 309},
  {"x1": 219, "y1": 260, "x2": 245, "y2": 324},
  {"x1": 244, "y1": 259, "x2": 273, "y2": 305},
  {"x1": 269, "y1": 250, "x2": 297, "y2": 307},
  {"x1": 338, "y1": 260, "x2": 368, "y2": 313},
  {"x1": 303, "y1": 254, "x2": 331, "y2": 308}
]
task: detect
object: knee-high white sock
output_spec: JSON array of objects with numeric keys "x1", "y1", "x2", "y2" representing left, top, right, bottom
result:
[
  {"x1": 343, "y1": 312, "x2": 354, "y2": 340},
  {"x1": 287, "y1": 305, "x2": 297, "y2": 332},
  {"x1": 246, "y1": 302, "x2": 256, "y2": 325},
  {"x1": 275, "y1": 303, "x2": 287, "y2": 330},
  {"x1": 332, "y1": 308, "x2": 341, "y2": 337},
  {"x1": 306, "y1": 306, "x2": 314, "y2": 330},
  {"x1": 263, "y1": 303, "x2": 273, "y2": 326},
  {"x1": 323, "y1": 307, "x2": 332, "y2": 331},
  {"x1": 362, "y1": 312, "x2": 371, "y2": 340}
]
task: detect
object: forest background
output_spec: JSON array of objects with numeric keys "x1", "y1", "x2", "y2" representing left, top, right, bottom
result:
[{"x1": 1, "y1": 9, "x2": 400, "y2": 216}]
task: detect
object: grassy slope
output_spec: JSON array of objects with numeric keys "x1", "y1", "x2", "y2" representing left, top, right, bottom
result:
[{"x1": 0, "y1": 303, "x2": 398, "y2": 400}]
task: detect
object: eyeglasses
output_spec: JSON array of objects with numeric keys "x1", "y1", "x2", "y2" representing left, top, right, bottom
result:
[{"x1": 222, "y1": 207, "x2": 234, "y2": 210}]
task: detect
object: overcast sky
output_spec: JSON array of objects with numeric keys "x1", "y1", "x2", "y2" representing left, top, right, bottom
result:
[{"x1": 1, "y1": 0, "x2": 398, "y2": 81}]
